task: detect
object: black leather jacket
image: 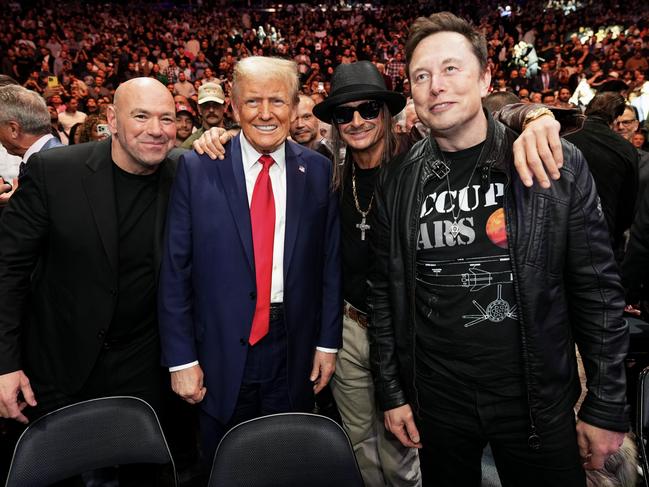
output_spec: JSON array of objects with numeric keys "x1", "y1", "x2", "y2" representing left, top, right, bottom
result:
[{"x1": 368, "y1": 114, "x2": 629, "y2": 444}]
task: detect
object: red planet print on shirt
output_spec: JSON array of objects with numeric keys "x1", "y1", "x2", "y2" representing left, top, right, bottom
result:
[{"x1": 486, "y1": 208, "x2": 508, "y2": 248}]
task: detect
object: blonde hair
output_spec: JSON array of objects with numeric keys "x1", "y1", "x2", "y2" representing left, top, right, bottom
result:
[{"x1": 232, "y1": 56, "x2": 300, "y2": 106}]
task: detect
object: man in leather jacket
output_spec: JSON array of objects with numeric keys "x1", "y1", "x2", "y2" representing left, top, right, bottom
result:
[{"x1": 368, "y1": 12, "x2": 628, "y2": 487}]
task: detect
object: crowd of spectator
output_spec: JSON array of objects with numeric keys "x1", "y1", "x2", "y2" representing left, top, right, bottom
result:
[{"x1": 0, "y1": 0, "x2": 648, "y2": 149}]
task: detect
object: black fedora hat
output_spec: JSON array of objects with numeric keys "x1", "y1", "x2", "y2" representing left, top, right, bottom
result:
[{"x1": 313, "y1": 61, "x2": 407, "y2": 124}]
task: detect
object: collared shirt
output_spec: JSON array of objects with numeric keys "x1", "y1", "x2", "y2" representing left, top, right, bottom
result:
[
  {"x1": 240, "y1": 132, "x2": 287, "y2": 304},
  {"x1": 23, "y1": 134, "x2": 56, "y2": 164}
]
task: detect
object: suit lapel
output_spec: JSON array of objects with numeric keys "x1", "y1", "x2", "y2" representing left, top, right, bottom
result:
[
  {"x1": 82, "y1": 139, "x2": 119, "y2": 275},
  {"x1": 218, "y1": 135, "x2": 255, "y2": 273},
  {"x1": 283, "y1": 141, "x2": 306, "y2": 276},
  {"x1": 153, "y1": 157, "x2": 177, "y2": 280}
]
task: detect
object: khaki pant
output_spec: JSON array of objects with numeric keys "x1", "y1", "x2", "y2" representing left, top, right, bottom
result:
[{"x1": 330, "y1": 307, "x2": 421, "y2": 487}]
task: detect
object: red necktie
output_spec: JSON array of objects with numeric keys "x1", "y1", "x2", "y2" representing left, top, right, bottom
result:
[{"x1": 249, "y1": 155, "x2": 276, "y2": 345}]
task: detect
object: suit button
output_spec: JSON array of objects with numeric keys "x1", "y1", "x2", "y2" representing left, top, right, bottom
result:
[
  {"x1": 110, "y1": 289, "x2": 117, "y2": 296},
  {"x1": 97, "y1": 329, "x2": 105, "y2": 340},
  {"x1": 239, "y1": 338, "x2": 247, "y2": 346},
  {"x1": 249, "y1": 291, "x2": 256, "y2": 300}
]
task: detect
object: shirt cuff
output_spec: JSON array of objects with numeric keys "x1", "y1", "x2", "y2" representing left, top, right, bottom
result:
[
  {"x1": 169, "y1": 360, "x2": 199, "y2": 372},
  {"x1": 316, "y1": 347, "x2": 338, "y2": 354}
]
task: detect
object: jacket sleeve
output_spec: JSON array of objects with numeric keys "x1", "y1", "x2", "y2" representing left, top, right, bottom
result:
[
  {"x1": 495, "y1": 103, "x2": 584, "y2": 136},
  {"x1": 317, "y1": 160, "x2": 343, "y2": 349},
  {"x1": 564, "y1": 144, "x2": 629, "y2": 432},
  {"x1": 0, "y1": 153, "x2": 49, "y2": 374},
  {"x1": 367, "y1": 168, "x2": 408, "y2": 411},
  {"x1": 158, "y1": 153, "x2": 198, "y2": 368}
]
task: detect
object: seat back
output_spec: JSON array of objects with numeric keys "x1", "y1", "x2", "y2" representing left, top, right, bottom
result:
[
  {"x1": 208, "y1": 412, "x2": 364, "y2": 487},
  {"x1": 637, "y1": 366, "x2": 649, "y2": 487},
  {"x1": 5, "y1": 396, "x2": 176, "y2": 487}
]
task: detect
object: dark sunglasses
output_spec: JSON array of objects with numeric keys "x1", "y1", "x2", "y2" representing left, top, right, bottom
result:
[{"x1": 332, "y1": 100, "x2": 383, "y2": 124}]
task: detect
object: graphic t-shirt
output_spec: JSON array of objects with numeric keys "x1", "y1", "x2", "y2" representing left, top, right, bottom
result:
[{"x1": 415, "y1": 142, "x2": 523, "y2": 395}]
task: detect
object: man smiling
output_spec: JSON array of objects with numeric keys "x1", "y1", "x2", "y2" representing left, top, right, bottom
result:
[{"x1": 158, "y1": 56, "x2": 342, "y2": 467}]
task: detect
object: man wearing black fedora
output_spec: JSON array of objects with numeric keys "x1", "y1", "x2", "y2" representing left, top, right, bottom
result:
[{"x1": 313, "y1": 60, "x2": 421, "y2": 487}]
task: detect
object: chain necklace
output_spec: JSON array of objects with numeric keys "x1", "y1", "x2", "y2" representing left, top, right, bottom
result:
[
  {"x1": 351, "y1": 163, "x2": 374, "y2": 241},
  {"x1": 444, "y1": 155, "x2": 480, "y2": 239}
]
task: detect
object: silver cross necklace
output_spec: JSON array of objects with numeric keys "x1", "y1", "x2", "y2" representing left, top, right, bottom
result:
[{"x1": 351, "y1": 163, "x2": 374, "y2": 241}]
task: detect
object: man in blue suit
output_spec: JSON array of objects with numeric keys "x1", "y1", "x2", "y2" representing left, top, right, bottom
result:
[{"x1": 158, "y1": 56, "x2": 342, "y2": 462}]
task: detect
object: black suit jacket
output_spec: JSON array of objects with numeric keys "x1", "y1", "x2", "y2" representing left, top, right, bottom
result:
[{"x1": 0, "y1": 138, "x2": 176, "y2": 394}]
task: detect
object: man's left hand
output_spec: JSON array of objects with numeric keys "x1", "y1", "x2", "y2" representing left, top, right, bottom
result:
[
  {"x1": 513, "y1": 115, "x2": 563, "y2": 189},
  {"x1": 576, "y1": 419, "x2": 626, "y2": 470},
  {"x1": 310, "y1": 350, "x2": 336, "y2": 394}
]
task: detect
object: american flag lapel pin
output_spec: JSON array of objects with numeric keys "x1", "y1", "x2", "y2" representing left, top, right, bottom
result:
[{"x1": 298, "y1": 165, "x2": 305, "y2": 173}]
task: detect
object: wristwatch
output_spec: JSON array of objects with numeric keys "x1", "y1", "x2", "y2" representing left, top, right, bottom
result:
[{"x1": 522, "y1": 106, "x2": 555, "y2": 131}]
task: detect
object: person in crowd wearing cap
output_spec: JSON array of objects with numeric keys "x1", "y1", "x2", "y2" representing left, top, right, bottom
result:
[
  {"x1": 175, "y1": 103, "x2": 195, "y2": 148},
  {"x1": 369, "y1": 13, "x2": 627, "y2": 487},
  {"x1": 158, "y1": 56, "x2": 341, "y2": 468},
  {"x1": 180, "y1": 81, "x2": 225, "y2": 149}
]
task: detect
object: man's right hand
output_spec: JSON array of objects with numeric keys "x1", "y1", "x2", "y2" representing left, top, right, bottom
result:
[
  {"x1": 0, "y1": 370, "x2": 37, "y2": 424},
  {"x1": 170, "y1": 364, "x2": 207, "y2": 404},
  {"x1": 192, "y1": 127, "x2": 238, "y2": 160},
  {"x1": 384, "y1": 404, "x2": 422, "y2": 448}
]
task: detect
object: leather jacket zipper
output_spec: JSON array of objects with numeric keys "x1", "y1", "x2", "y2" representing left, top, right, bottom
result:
[
  {"x1": 503, "y1": 174, "x2": 541, "y2": 450},
  {"x1": 409, "y1": 165, "x2": 433, "y2": 416}
]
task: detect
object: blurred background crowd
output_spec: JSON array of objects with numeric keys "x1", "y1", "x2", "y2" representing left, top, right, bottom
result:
[{"x1": 0, "y1": 0, "x2": 647, "y2": 170}]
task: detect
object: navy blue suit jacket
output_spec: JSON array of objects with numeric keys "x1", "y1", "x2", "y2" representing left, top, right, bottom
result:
[{"x1": 158, "y1": 134, "x2": 342, "y2": 423}]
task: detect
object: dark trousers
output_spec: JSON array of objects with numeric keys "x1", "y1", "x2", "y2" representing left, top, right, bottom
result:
[
  {"x1": 416, "y1": 379, "x2": 586, "y2": 487},
  {"x1": 2, "y1": 330, "x2": 164, "y2": 487},
  {"x1": 200, "y1": 310, "x2": 295, "y2": 470}
]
